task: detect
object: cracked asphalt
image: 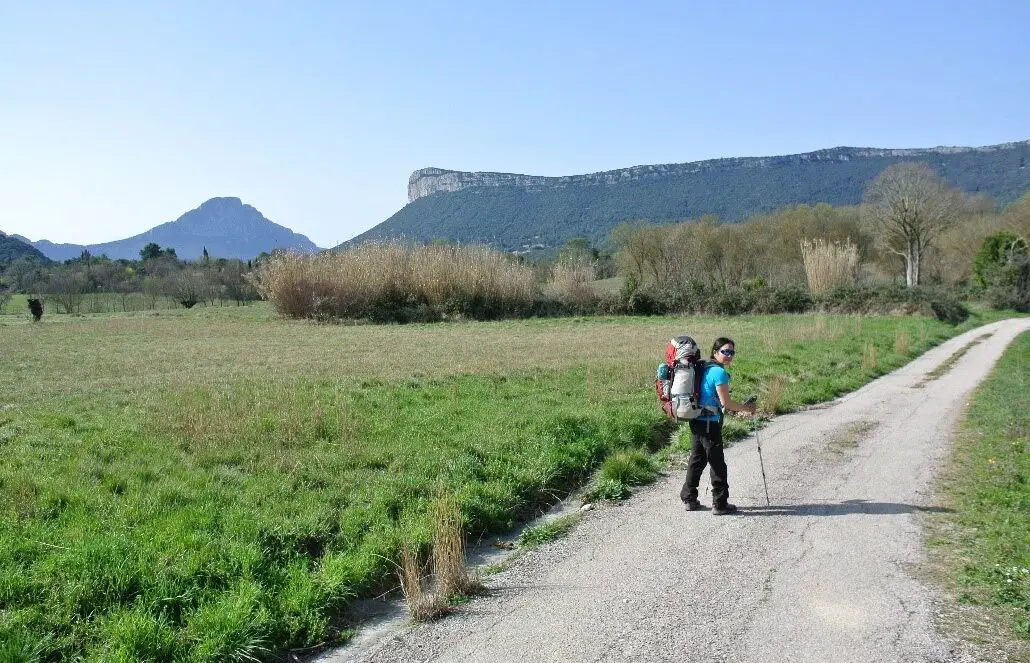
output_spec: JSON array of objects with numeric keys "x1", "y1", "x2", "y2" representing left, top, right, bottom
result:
[{"x1": 322, "y1": 319, "x2": 1030, "y2": 663}]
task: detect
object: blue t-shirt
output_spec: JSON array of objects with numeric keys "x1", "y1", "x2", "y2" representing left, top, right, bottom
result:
[{"x1": 698, "y1": 364, "x2": 729, "y2": 422}]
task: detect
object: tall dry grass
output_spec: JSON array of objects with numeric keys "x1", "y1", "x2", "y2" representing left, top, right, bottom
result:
[
  {"x1": 398, "y1": 494, "x2": 480, "y2": 622},
  {"x1": 759, "y1": 376, "x2": 787, "y2": 416},
  {"x1": 398, "y1": 546, "x2": 447, "y2": 622},
  {"x1": 863, "y1": 342, "x2": 878, "y2": 371},
  {"x1": 800, "y1": 238, "x2": 859, "y2": 294},
  {"x1": 547, "y1": 259, "x2": 597, "y2": 310},
  {"x1": 895, "y1": 329, "x2": 911, "y2": 354},
  {"x1": 432, "y1": 494, "x2": 481, "y2": 598},
  {"x1": 254, "y1": 243, "x2": 535, "y2": 321}
]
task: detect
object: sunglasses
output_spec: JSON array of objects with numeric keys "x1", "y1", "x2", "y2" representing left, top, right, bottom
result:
[{"x1": 719, "y1": 348, "x2": 736, "y2": 357}]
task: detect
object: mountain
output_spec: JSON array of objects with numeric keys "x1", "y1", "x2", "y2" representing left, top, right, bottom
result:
[
  {"x1": 0, "y1": 231, "x2": 51, "y2": 265},
  {"x1": 340, "y1": 141, "x2": 1030, "y2": 253},
  {"x1": 23, "y1": 197, "x2": 320, "y2": 261}
]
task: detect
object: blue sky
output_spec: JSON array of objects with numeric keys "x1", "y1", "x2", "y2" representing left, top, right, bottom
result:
[{"x1": 2, "y1": 1, "x2": 1028, "y2": 248}]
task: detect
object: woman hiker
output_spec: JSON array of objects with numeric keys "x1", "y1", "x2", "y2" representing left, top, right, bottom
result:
[{"x1": 680, "y1": 337, "x2": 756, "y2": 515}]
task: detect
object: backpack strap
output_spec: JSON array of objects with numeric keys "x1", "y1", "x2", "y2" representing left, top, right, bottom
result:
[{"x1": 696, "y1": 360, "x2": 724, "y2": 424}]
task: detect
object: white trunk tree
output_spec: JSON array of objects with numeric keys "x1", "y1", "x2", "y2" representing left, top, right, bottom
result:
[{"x1": 862, "y1": 163, "x2": 961, "y2": 287}]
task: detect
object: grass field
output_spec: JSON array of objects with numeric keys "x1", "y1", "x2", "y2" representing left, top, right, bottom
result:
[
  {"x1": 929, "y1": 331, "x2": 1030, "y2": 645},
  {"x1": 0, "y1": 304, "x2": 1010, "y2": 661}
]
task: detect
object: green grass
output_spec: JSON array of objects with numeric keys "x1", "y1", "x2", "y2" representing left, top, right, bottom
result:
[
  {"x1": 931, "y1": 331, "x2": 1030, "y2": 639},
  {"x1": 518, "y1": 515, "x2": 582, "y2": 549},
  {"x1": 0, "y1": 304, "x2": 1013, "y2": 660},
  {"x1": 0, "y1": 293, "x2": 28, "y2": 316}
]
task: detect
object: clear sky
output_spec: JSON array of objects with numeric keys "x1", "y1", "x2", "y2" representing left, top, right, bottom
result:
[{"x1": 2, "y1": 1, "x2": 1028, "y2": 248}]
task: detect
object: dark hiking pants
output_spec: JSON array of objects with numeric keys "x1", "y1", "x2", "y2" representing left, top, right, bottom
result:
[{"x1": 680, "y1": 419, "x2": 729, "y2": 506}]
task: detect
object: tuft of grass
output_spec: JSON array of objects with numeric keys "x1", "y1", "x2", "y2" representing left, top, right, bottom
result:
[
  {"x1": 599, "y1": 449, "x2": 658, "y2": 486},
  {"x1": 928, "y1": 331, "x2": 1030, "y2": 641},
  {"x1": 398, "y1": 547, "x2": 447, "y2": 623},
  {"x1": 579, "y1": 449, "x2": 659, "y2": 504},
  {"x1": 432, "y1": 494, "x2": 482, "y2": 599},
  {"x1": 759, "y1": 376, "x2": 787, "y2": 416},
  {"x1": 895, "y1": 329, "x2": 911, "y2": 355},
  {"x1": 518, "y1": 515, "x2": 582, "y2": 549},
  {"x1": 582, "y1": 477, "x2": 631, "y2": 502},
  {"x1": 862, "y1": 342, "x2": 878, "y2": 371}
]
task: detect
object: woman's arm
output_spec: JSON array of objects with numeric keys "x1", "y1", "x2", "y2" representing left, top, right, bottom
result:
[{"x1": 716, "y1": 383, "x2": 757, "y2": 414}]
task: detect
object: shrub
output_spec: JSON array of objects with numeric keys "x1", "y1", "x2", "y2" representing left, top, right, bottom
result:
[
  {"x1": 972, "y1": 231, "x2": 1028, "y2": 289},
  {"x1": 617, "y1": 282, "x2": 813, "y2": 316},
  {"x1": 816, "y1": 284, "x2": 968, "y2": 324},
  {"x1": 756, "y1": 285, "x2": 812, "y2": 313},
  {"x1": 984, "y1": 254, "x2": 1030, "y2": 312}
]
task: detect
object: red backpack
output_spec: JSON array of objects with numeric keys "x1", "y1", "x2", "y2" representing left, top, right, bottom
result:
[{"x1": 655, "y1": 336, "x2": 715, "y2": 421}]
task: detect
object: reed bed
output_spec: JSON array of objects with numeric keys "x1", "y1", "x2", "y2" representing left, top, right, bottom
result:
[{"x1": 255, "y1": 243, "x2": 535, "y2": 321}]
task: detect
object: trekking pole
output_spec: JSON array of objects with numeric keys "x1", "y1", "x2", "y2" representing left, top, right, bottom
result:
[{"x1": 745, "y1": 396, "x2": 770, "y2": 506}]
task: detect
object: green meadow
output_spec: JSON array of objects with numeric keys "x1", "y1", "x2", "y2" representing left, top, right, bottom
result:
[{"x1": 0, "y1": 304, "x2": 1006, "y2": 661}]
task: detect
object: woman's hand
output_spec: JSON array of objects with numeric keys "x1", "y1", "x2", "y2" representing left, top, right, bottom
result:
[{"x1": 716, "y1": 384, "x2": 757, "y2": 415}]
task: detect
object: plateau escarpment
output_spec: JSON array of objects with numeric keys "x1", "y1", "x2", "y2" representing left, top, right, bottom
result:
[
  {"x1": 345, "y1": 140, "x2": 1030, "y2": 254},
  {"x1": 407, "y1": 142, "x2": 1030, "y2": 203}
]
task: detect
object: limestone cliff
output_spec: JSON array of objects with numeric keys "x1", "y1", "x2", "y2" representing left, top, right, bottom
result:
[{"x1": 408, "y1": 141, "x2": 1030, "y2": 202}]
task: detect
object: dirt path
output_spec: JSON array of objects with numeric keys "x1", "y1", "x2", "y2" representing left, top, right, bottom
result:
[{"x1": 321, "y1": 318, "x2": 1030, "y2": 663}]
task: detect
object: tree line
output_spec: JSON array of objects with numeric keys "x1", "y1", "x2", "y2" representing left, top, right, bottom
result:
[
  {"x1": 0, "y1": 242, "x2": 261, "y2": 314},
  {"x1": 606, "y1": 163, "x2": 1029, "y2": 311}
]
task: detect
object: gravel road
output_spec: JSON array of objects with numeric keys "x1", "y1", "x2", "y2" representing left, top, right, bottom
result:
[{"x1": 321, "y1": 318, "x2": 1030, "y2": 663}]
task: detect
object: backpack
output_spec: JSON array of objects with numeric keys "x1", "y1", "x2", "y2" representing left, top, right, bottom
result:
[{"x1": 655, "y1": 336, "x2": 717, "y2": 421}]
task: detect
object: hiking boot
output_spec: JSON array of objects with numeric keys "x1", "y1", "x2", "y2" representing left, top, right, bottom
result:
[
  {"x1": 684, "y1": 500, "x2": 708, "y2": 512},
  {"x1": 712, "y1": 502, "x2": 739, "y2": 516}
]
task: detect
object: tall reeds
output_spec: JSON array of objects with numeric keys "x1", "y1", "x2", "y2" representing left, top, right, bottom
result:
[
  {"x1": 546, "y1": 259, "x2": 597, "y2": 311},
  {"x1": 254, "y1": 243, "x2": 535, "y2": 321},
  {"x1": 800, "y1": 238, "x2": 859, "y2": 294}
]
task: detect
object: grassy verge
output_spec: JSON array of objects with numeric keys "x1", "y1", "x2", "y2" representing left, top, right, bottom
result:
[
  {"x1": 0, "y1": 305, "x2": 1012, "y2": 661},
  {"x1": 926, "y1": 331, "x2": 1030, "y2": 647}
]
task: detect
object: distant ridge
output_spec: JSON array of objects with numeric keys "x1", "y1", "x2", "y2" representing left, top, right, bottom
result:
[
  {"x1": 342, "y1": 140, "x2": 1030, "y2": 252},
  {"x1": 24, "y1": 197, "x2": 320, "y2": 261},
  {"x1": 0, "y1": 231, "x2": 51, "y2": 265}
]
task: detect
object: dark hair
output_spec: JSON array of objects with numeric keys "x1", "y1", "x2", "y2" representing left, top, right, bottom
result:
[{"x1": 711, "y1": 337, "x2": 735, "y2": 359}]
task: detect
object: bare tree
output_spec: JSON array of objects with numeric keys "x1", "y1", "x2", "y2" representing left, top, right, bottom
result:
[{"x1": 862, "y1": 163, "x2": 961, "y2": 287}]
